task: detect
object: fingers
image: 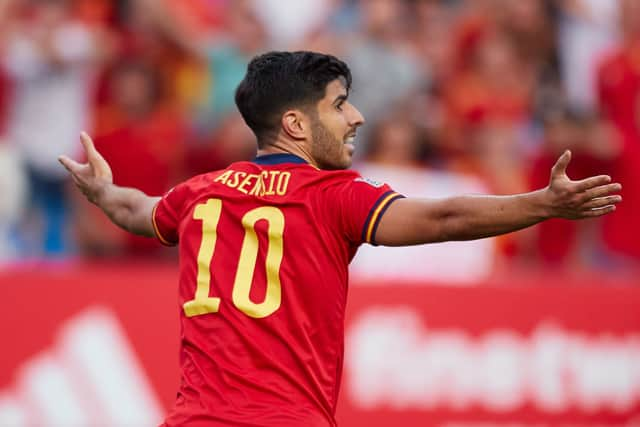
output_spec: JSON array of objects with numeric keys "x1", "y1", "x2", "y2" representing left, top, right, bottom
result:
[
  {"x1": 577, "y1": 185, "x2": 622, "y2": 218},
  {"x1": 579, "y1": 182, "x2": 622, "y2": 202},
  {"x1": 80, "y1": 131, "x2": 100, "y2": 161},
  {"x1": 551, "y1": 150, "x2": 571, "y2": 178},
  {"x1": 79, "y1": 131, "x2": 112, "y2": 179},
  {"x1": 57, "y1": 155, "x2": 83, "y2": 174},
  {"x1": 573, "y1": 174, "x2": 611, "y2": 192},
  {"x1": 58, "y1": 132, "x2": 95, "y2": 172},
  {"x1": 57, "y1": 155, "x2": 84, "y2": 186},
  {"x1": 580, "y1": 205, "x2": 617, "y2": 218},
  {"x1": 581, "y1": 195, "x2": 623, "y2": 210}
]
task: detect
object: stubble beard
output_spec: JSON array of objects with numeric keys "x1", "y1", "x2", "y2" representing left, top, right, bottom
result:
[{"x1": 310, "y1": 119, "x2": 351, "y2": 171}]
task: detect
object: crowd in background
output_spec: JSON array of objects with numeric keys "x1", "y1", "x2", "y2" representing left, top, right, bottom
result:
[{"x1": 0, "y1": 0, "x2": 638, "y2": 278}]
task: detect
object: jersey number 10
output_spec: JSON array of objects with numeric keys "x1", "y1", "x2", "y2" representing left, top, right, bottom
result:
[{"x1": 183, "y1": 198, "x2": 284, "y2": 319}]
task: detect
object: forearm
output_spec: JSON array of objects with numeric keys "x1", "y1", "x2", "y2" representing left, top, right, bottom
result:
[
  {"x1": 93, "y1": 183, "x2": 159, "y2": 237},
  {"x1": 376, "y1": 150, "x2": 621, "y2": 247},
  {"x1": 375, "y1": 190, "x2": 552, "y2": 246},
  {"x1": 435, "y1": 190, "x2": 550, "y2": 241}
]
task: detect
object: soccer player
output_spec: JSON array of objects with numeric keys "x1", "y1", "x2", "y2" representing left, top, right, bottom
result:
[{"x1": 58, "y1": 51, "x2": 622, "y2": 427}]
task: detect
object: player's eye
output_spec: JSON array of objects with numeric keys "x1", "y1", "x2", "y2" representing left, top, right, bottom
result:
[{"x1": 335, "y1": 102, "x2": 344, "y2": 112}]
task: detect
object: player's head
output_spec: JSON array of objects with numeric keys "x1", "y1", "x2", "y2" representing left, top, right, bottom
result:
[{"x1": 235, "y1": 51, "x2": 365, "y2": 170}]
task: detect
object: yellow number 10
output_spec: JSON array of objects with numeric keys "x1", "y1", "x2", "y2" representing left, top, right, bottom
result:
[{"x1": 183, "y1": 198, "x2": 285, "y2": 319}]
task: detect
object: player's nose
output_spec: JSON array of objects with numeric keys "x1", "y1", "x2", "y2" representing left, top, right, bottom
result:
[{"x1": 348, "y1": 104, "x2": 365, "y2": 127}]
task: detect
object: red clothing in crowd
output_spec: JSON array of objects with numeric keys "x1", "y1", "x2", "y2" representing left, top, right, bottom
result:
[
  {"x1": 597, "y1": 43, "x2": 640, "y2": 259},
  {"x1": 597, "y1": 42, "x2": 640, "y2": 133},
  {"x1": 0, "y1": 71, "x2": 9, "y2": 136},
  {"x1": 601, "y1": 129, "x2": 640, "y2": 259},
  {"x1": 92, "y1": 107, "x2": 187, "y2": 253},
  {"x1": 528, "y1": 151, "x2": 615, "y2": 264}
]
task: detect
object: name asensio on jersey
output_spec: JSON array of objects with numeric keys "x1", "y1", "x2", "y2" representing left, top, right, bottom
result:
[{"x1": 214, "y1": 169, "x2": 291, "y2": 196}]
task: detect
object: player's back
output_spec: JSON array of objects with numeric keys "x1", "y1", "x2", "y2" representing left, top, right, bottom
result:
[{"x1": 153, "y1": 154, "x2": 401, "y2": 427}]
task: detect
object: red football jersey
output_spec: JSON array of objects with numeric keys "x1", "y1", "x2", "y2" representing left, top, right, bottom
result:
[{"x1": 153, "y1": 153, "x2": 403, "y2": 426}]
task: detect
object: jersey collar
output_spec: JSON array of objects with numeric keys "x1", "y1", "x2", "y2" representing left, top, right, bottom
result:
[{"x1": 252, "y1": 153, "x2": 309, "y2": 165}]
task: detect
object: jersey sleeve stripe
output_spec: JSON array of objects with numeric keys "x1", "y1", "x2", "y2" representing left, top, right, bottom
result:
[
  {"x1": 362, "y1": 191, "x2": 404, "y2": 244},
  {"x1": 369, "y1": 193, "x2": 404, "y2": 246},
  {"x1": 152, "y1": 202, "x2": 177, "y2": 246}
]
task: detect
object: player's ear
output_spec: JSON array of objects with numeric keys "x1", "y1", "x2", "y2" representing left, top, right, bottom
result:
[{"x1": 282, "y1": 110, "x2": 307, "y2": 140}]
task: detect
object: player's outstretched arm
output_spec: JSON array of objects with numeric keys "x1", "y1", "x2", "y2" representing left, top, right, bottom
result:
[
  {"x1": 58, "y1": 132, "x2": 159, "y2": 237},
  {"x1": 375, "y1": 150, "x2": 622, "y2": 246}
]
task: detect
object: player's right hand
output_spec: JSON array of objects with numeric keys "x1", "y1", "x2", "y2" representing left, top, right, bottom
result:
[{"x1": 58, "y1": 132, "x2": 113, "y2": 204}]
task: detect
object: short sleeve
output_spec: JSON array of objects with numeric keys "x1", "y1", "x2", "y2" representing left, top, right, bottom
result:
[
  {"x1": 152, "y1": 185, "x2": 185, "y2": 246},
  {"x1": 332, "y1": 175, "x2": 404, "y2": 246}
]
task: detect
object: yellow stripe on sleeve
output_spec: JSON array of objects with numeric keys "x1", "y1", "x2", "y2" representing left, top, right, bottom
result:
[
  {"x1": 152, "y1": 203, "x2": 175, "y2": 246},
  {"x1": 365, "y1": 192, "x2": 401, "y2": 243}
]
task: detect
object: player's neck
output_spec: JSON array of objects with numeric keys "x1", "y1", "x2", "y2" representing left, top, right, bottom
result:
[{"x1": 256, "y1": 138, "x2": 318, "y2": 168}]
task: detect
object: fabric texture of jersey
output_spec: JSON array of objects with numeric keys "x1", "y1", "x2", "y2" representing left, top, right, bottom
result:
[{"x1": 153, "y1": 154, "x2": 403, "y2": 427}]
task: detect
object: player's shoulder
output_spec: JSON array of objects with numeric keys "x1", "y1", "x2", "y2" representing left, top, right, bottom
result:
[
  {"x1": 313, "y1": 168, "x2": 386, "y2": 189},
  {"x1": 179, "y1": 170, "x2": 226, "y2": 190},
  {"x1": 164, "y1": 168, "x2": 231, "y2": 200}
]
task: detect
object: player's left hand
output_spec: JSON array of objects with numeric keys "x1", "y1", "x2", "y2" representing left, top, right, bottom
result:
[
  {"x1": 545, "y1": 150, "x2": 622, "y2": 219},
  {"x1": 58, "y1": 132, "x2": 113, "y2": 204}
]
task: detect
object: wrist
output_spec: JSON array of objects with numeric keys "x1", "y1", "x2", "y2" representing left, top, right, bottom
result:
[
  {"x1": 531, "y1": 188, "x2": 554, "y2": 220},
  {"x1": 90, "y1": 180, "x2": 111, "y2": 206}
]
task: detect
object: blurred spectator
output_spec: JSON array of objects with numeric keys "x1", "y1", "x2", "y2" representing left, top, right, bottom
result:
[
  {"x1": 109, "y1": 0, "x2": 190, "y2": 107},
  {"x1": 251, "y1": 0, "x2": 334, "y2": 47},
  {"x1": 185, "y1": 112, "x2": 256, "y2": 176},
  {"x1": 525, "y1": 109, "x2": 621, "y2": 269},
  {"x1": 408, "y1": 1, "x2": 456, "y2": 155},
  {"x1": 0, "y1": 71, "x2": 8, "y2": 135},
  {"x1": 597, "y1": 0, "x2": 640, "y2": 134},
  {"x1": 498, "y1": 0, "x2": 557, "y2": 74},
  {"x1": 0, "y1": 140, "x2": 27, "y2": 263},
  {"x1": 411, "y1": 1, "x2": 457, "y2": 88},
  {"x1": 73, "y1": 58, "x2": 187, "y2": 256},
  {"x1": 162, "y1": 0, "x2": 226, "y2": 36},
  {"x1": 596, "y1": 0, "x2": 640, "y2": 262},
  {"x1": 0, "y1": 0, "x2": 633, "y2": 276},
  {"x1": 556, "y1": 0, "x2": 619, "y2": 113},
  {"x1": 454, "y1": 0, "x2": 560, "y2": 118},
  {"x1": 198, "y1": 0, "x2": 267, "y2": 127},
  {"x1": 443, "y1": 29, "x2": 534, "y2": 194},
  {"x1": 0, "y1": 0, "x2": 106, "y2": 257},
  {"x1": 352, "y1": 112, "x2": 495, "y2": 283},
  {"x1": 140, "y1": 0, "x2": 264, "y2": 175},
  {"x1": 185, "y1": 0, "x2": 265, "y2": 174},
  {"x1": 331, "y1": 0, "x2": 423, "y2": 157},
  {"x1": 363, "y1": 110, "x2": 431, "y2": 168}
]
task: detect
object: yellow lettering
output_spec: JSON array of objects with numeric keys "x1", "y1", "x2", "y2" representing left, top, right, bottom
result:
[
  {"x1": 214, "y1": 169, "x2": 290, "y2": 197},
  {"x1": 237, "y1": 174, "x2": 258, "y2": 194},
  {"x1": 260, "y1": 171, "x2": 270, "y2": 196},
  {"x1": 248, "y1": 173, "x2": 265, "y2": 196},
  {"x1": 265, "y1": 171, "x2": 279, "y2": 195},
  {"x1": 214, "y1": 170, "x2": 233, "y2": 184},
  {"x1": 276, "y1": 172, "x2": 291, "y2": 196},
  {"x1": 227, "y1": 171, "x2": 246, "y2": 188}
]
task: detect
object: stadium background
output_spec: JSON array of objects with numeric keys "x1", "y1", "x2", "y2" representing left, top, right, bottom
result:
[{"x1": 0, "y1": 0, "x2": 639, "y2": 425}]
